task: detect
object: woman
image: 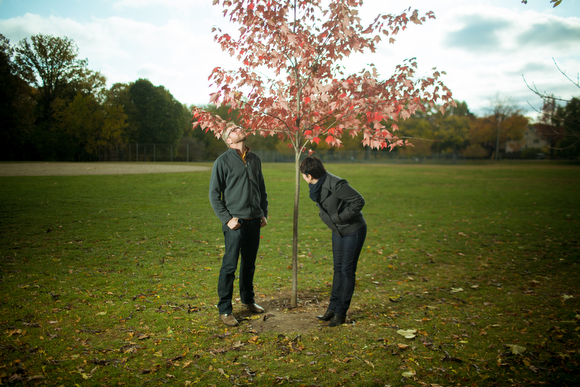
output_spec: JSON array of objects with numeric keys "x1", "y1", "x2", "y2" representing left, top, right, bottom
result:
[{"x1": 300, "y1": 156, "x2": 367, "y2": 327}]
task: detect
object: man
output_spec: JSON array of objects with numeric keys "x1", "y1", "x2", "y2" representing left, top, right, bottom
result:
[{"x1": 209, "y1": 122, "x2": 268, "y2": 327}]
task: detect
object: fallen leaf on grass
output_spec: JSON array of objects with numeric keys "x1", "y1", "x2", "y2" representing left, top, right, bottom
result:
[
  {"x1": 8, "y1": 374, "x2": 22, "y2": 383},
  {"x1": 505, "y1": 344, "x2": 526, "y2": 355},
  {"x1": 182, "y1": 360, "x2": 193, "y2": 368},
  {"x1": 79, "y1": 370, "x2": 94, "y2": 380},
  {"x1": 397, "y1": 329, "x2": 417, "y2": 339},
  {"x1": 450, "y1": 288, "x2": 464, "y2": 293},
  {"x1": 248, "y1": 336, "x2": 260, "y2": 344},
  {"x1": 363, "y1": 359, "x2": 375, "y2": 369},
  {"x1": 140, "y1": 365, "x2": 161, "y2": 374},
  {"x1": 402, "y1": 370, "x2": 416, "y2": 378}
]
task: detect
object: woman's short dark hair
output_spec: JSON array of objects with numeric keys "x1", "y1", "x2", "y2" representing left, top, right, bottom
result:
[{"x1": 300, "y1": 156, "x2": 326, "y2": 179}]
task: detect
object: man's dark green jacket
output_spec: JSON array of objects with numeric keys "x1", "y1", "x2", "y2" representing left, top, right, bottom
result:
[{"x1": 209, "y1": 148, "x2": 268, "y2": 224}]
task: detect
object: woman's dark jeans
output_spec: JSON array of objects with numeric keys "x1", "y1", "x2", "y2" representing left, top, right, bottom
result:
[
  {"x1": 217, "y1": 218, "x2": 261, "y2": 315},
  {"x1": 329, "y1": 225, "x2": 367, "y2": 316}
]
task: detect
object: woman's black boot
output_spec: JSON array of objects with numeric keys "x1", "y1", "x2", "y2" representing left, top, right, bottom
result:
[
  {"x1": 316, "y1": 310, "x2": 334, "y2": 321},
  {"x1": 328, "y1": 315, "x2": 346, "y2": 327}
]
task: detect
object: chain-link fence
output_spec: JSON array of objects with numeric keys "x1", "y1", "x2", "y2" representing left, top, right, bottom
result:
[
  {"x1": 98, "y1": 143, "x2": 466, "y2": 164},
  {"x1": 255, "y1": 149, "x2": 466, "y2": 164},
  {"x1": 98, "y1": 143, "x2": 203, "y2": 162}
]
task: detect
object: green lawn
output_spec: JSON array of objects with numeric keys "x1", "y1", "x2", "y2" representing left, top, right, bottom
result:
[{"x1": 0, "y1": 162, "x2": 579, "y2": 386}]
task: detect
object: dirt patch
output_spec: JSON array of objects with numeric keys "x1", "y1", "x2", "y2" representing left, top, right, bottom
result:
[
  {"x1": 0, "y1": 162, "x2": 210, "y2": 176},
  {"x1": 235, "y1": 292, "x2": 332, "y2": 334}
]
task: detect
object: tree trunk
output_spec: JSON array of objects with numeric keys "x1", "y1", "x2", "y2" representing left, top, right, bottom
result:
[
  {"x1": 291, "y1": 150, "x2": 301, "y2": 307},
  {"x1": 495, "y1": 119, "x2": 501, "y2": 161}
]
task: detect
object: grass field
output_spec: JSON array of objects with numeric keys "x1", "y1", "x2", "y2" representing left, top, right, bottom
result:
[{"x1": 1, "y1": 162, "x2": 579, "y2": 386}]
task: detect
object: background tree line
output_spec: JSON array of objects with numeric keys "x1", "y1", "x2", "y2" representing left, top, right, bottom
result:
[
  {"x1": 0, "y1": 33, "x2": 192, "y2": 161},
  {"x1": 1, "y1": 33, "x2": 578, "y2": 162}
]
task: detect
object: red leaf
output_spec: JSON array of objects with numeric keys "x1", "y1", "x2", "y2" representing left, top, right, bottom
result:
[
  {"x1": 248, "y1": 3, "x2": 255, "y2": 10},
  {"x1": 304, "y1": 130, "x2": 312, "y2": 136},
  {"x1": 304, "y1": 97, "x2": 311, "y2": 103},
  {"x1": 312, "y1": 137, "x2": 321, "y2": 145}
]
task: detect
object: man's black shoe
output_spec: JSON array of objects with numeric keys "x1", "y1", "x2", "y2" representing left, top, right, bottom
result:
[
  {"x1": 316, "y1": 310, "x2": 335, "y2": 321},
  {"x1": 328, "y1": 315, "x2": 346, "y2": 327}
]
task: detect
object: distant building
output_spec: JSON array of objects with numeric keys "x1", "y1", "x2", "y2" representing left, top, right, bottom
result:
[{"x1": 506, "y1": 125, "x2": 550, "y2": 153}]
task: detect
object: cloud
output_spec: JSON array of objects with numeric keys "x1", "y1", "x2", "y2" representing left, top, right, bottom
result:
[
  {"x1": 112, "y1": 0, "x2": 207, "y2": 11},
  {"x1": 0, "y1": 14, "x2": 130, "y2": 60},
  {"x1": 0, "y1": 9, "x2": 230, "y2": 105},
  {"x1": 445, "y1": 15, "x2": 512, "y2": 51},
  {"x1": 1, "y1": 0, "x2": 578, "y2": 115},
  {"x1": 517, "y1": 17, "x2": 580, "y2": 48}
]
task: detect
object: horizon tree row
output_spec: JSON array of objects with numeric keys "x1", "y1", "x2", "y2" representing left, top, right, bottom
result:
[
  {"x1": 0, "y1": 33, "x2": 191, "y2": 161},
  {"x1": 1, "y1": 33, "x2": 578, "y2": 161}
]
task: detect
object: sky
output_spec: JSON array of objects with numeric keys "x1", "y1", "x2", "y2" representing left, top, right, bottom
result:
[{"x1": 1, "y1": 0, "x2": 579, "y2": 119}]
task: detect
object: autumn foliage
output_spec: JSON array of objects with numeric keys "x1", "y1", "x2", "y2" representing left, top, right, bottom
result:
[{"x1": 193, "y1": 0, "x2": 454, "y2": 153}]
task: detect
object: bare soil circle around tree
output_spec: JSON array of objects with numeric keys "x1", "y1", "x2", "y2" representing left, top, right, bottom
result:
[{"x1": 234, "y1": 292, "x2": 332, "y2": 334}]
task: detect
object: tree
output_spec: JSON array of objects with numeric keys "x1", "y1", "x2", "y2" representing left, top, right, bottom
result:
[
  {"x1": 435, "y1": 103, "x2": 473, "y2": 157},
  {"x1": 524, "y1": 59, "x2": 579, "y2": 153},
  {"x1": 193, "y1": 0, "x2": 454, "y2": 306},
  {"x1": 13, "y1": 34, "x2": 106, "y2": 159},
  {"x1": 0, "y1": 34, "x2": 35, "y2": 160},
  {"x1": 14, "y1": 34, "x2": 105, "y2": 128},
  {"x1": 398, "y1": 101, "x2": 473, "y2": 158},
  {"x1": 534, "y1": 96, "x2": 565, "y2": 158},
  {"x1": 554, "y1": 97, "x2": 580, "y2": 158},
  {"x1": 469, "y1": 104, "x2": 528, "y2": 159},
  {"x1": 484, "y1": 94, "x2": 527, "y2": 160},
  {"x1": 52, "y1": 92, "x2": 128, "y2": 160},
  {"x1": 110, "y1": 79, "x2": 189, "y2": 145}
]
